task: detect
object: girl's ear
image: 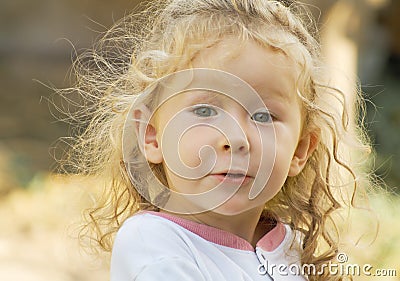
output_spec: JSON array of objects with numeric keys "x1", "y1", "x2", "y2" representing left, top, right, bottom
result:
[
  {"x1": 288, "y1": 129, "x2": 320, "y2": 177},
  {"x1": 134, "y1": 106, "x2": 163, "y2": 164}
]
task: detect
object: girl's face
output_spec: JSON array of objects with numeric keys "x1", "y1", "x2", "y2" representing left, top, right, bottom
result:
[{"x1": 144, "y1": 39, "x2": 315, "y2": 215}]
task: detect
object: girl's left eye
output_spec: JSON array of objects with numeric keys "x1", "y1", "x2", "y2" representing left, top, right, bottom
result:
[
  {"x1": 192, "y1": 105, "x2": 218, "y2": 117},
  {"x1": 251, "y1": 111, "x2": 273, "y2": 123}
]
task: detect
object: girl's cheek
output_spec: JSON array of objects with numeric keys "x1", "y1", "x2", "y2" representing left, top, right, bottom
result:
[{"x1": 177, "y1": 126, "x2": 219, "y2": 168}]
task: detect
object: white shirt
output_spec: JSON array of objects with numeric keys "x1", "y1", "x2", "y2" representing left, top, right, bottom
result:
[{"x1": 110, "y1": 211, "x2": 306, "y2": 280}]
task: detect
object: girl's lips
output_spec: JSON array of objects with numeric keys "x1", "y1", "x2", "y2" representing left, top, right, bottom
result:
[{"x1": 211, "y1": 173, "x2": 253, "y2": 186}]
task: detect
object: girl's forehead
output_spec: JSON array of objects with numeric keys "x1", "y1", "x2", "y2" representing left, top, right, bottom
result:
[
  {"x1": 193, "y1": 37, "x2": 300, "y2": 75},
  {"x1": 168, "y1": 38, "x2": 300, "y2": 104}
]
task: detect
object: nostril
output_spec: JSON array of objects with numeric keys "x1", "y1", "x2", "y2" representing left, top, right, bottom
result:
[{"x1": 223, "y1": 144, "x2": 230, "y2": 150}]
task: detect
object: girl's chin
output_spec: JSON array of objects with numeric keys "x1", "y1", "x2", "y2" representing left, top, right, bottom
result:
[{"x1": 208, "y1": 196, "x2": 262, "y2": 216}]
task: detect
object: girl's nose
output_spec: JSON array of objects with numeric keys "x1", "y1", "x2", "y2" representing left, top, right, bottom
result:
[
  {"x1": 218, "y1": 108, "x2": 251, "y2": 154},
  {"x1": 221, "y1": 135, "x2": 250, "y2": 154}
]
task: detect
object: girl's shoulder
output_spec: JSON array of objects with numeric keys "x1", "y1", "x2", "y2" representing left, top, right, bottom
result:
[
  {"x1": 111, "y1": 212, "x2": 206, "y2": 280},
  {"x1": 114, "y1": 211, "x2": 188, "y2": 246}
]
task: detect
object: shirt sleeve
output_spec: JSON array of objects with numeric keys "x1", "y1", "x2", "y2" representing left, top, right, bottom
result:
[{"x1": 110, "y1": 214, "x2": 207, "y2": 281}]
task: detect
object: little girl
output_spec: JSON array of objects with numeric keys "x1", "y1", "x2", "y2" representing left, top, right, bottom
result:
[{"x1": 65, "y1": 0, "x2": 372, "y2": 280}]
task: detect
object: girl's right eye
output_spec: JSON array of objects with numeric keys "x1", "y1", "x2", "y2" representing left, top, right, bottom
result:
[{"x1": 192, "y1": 105, "x2": 218, "y2": 117}]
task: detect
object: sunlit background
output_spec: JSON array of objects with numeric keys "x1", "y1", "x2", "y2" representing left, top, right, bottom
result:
[{"x1": 0, "y1": 0, "x2": 399, "y2": 280}]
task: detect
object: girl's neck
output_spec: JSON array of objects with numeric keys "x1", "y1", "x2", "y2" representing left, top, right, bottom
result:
[{"x1": 160, "y1": 206, "x2": 272, "y2": 247}]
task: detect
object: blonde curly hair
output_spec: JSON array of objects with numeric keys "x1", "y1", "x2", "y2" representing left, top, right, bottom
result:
[{"x1": 58, "y1": 0, "x2": 372, "y2": 279}]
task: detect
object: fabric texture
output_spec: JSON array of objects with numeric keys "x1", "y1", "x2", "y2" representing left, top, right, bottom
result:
[{"x1": 110, "y1": 212, "x2": 306, "y2": 281}]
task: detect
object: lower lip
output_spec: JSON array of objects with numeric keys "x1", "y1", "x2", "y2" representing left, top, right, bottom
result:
[{"x1": 211, "y1": 174, "x2": 253, "y2": 186}]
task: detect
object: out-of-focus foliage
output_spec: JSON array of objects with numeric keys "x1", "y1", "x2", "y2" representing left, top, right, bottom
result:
[
  {"x1": 0, "y1": 0, "x2": 142, "y2": 191},
  {"x1": 364, "y1": 68, "x2": 400, "y2": 190},
  {"x1": 359, "y1": 0, "x2": 400, "y2": 191},
  {"x1": 0, "y1": 175, "x2": 110, "y2": 281}
]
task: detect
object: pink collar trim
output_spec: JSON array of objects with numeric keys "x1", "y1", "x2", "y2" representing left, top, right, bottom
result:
[{"x1": 144, "y1": 211, "x2": 286, "y2": 252}]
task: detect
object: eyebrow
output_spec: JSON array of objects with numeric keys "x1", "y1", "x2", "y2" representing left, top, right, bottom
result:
[
  {"x1": 183, "y1": 90, "x2": 225, "y2": 104},
  {"x1": 251, "y1": 83, "x2": 293, "y2": 104}
]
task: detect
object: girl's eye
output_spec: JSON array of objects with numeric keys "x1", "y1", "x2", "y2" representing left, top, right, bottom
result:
[
  {"x1": 251, "y1": 111, "x2": 273, "y2": 123},
  {"x1": 192, "y1": 106, "x2": 218, "y2": 117}
]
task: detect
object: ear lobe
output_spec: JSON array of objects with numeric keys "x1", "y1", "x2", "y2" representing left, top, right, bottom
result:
[
  {"x1": 288, "y1": 130, "x2": 319, "y2": 177},
  {"x1": 134, "y1": 106, "x2": 163, "y2": 164}
]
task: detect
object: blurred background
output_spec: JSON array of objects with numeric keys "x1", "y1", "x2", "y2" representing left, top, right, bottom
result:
[{"x1": 0, "y1": 0, "x2": 399, "y2": 280}]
